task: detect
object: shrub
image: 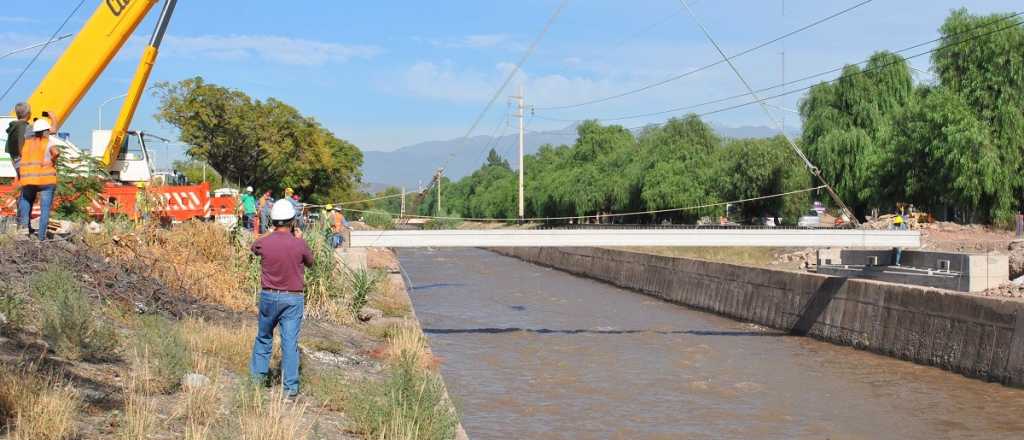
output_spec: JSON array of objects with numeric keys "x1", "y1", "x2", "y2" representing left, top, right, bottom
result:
[
  {"x1": 233, "y1": 383, "x2": 310, "y2": 440},
  {"x1": 422, "y1": 209, "x2": 463, "y2": 230},
  {"x1": 301, "y1": 220, "x2": 348, "y2": 321},
  {"x1": 31, "y1": 267, "x2": 119, "y2": 362},
  {"x1": 363, "y1": 209, "x2": 395, "y2": 230},
  {"x1": 347, "y1": 269, "x2": 382, "y2": 313},
  {"x1": 0, "y1": 363, "x2": 80, "y2": 440},
  {"x1": 349, "y1": 352, "x2": 458, "y2": 440},
  {"x1": 133, "y1": 314, "x2": 191, "y2": 393}
]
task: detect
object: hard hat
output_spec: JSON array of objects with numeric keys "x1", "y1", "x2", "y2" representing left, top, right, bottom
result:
[
  {"x1": 270, "y1": 199, "x2": 296, "y2": 221},
  {"x1": 246, "y1": 186, "x2": 253, "y2": 193},
  {"x1": 334, "y1": 206, "x2": 342, "y2": 212},
  {"x1": 325, "y1": 204, "x2": 334, "y2": 210},
  {"x1": 284, "y1": 187, "x2": 294, "y2": 195},
  {"x1": 32, "y1": 119, "x2": 51, "y2": 133},
  {"x1": 135, "y1": 182, "x2": 145, "y2": 189}
]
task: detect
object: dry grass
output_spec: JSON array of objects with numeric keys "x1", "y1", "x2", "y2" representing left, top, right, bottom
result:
[
  {"x1": 624, "y1": 246, "x2": 787, "y2": 267},
  {"x1": 379, "y1": 322, "x2": 436, "y2": 370},
  {"x1": 87, "y1": 221, "x2": 259, "y2": 311},
  {"x1": 0, "y1": 363, "x2": 80, "y2": 440},
  {"x1": 235, "y1": 386, "x2": 311, "y2": 440},
  {"x1": 178, "y1": 357, "x2": 225, "y2": 440},
  {"x1": 183, "y1": 317, "x2": 255, "y2": 376},
  {"x1": 369, "y1": 275, "x2": 412, "y2": 318},
  {"x1": 120, "y1": 351, "x2": 159, "y2": 440}
]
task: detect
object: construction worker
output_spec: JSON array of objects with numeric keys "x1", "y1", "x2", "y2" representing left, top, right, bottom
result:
[
  {"x1": 240, "y1": 186, "x2": 257, "y2": 231},
  {"x1": 17, "y1": 118, "x2": 59, "y2": 241},
  {"x1": 893, "y1": 211, "x2": 906, "y2": 230},
  {"x1": 259, "y1": 191, "x2": 273, "y2": 234},
  {"x1": 254, "y1": 190, "x2": 269, "y2": 234},
  {"x1": 249, "y1": 199, "x2": 313, "y2": 400},
  {"x1": 327, "y1": 205, "x2": 350, "y2": 249},
  {"x1": 7, "y1": 103, "x2": 31, "y2": 225},
  {"x1": 134, "y1": 182, "x2": 149, "y2": 222}
]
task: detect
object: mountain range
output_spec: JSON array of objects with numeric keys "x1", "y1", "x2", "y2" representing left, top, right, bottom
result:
[{"x1": 360, "y1": 122, "x2": 800, "y2": 190}]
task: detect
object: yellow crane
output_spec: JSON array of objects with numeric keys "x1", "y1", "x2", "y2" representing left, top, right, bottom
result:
[{"x1": 19, "y1": 0, "x2": 176, "y2": 180}]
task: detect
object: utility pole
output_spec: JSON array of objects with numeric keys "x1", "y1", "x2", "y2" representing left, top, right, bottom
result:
[
  {"x1": 436, "y1": 169, "x2": 443, "y2": 215},
  {"x1": 512, "y1": 84, "x2": 525, "y2": 221},
  {"x1": 780, "y1": 0, "x2": 786, "y2": 137},
  {"x1": 400, "y1": 186, "x2": 406, "y2": 220}
]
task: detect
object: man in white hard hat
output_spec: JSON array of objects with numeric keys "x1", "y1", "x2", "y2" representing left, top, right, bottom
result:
[
  {"x1": 17, "y1": 118, "x2": 60, "y2": 241},
  {"x1": 249, "y1": 199, "x2": 313, "y2": 399}
]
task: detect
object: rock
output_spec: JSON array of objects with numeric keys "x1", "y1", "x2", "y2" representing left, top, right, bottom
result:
[
  {"x1": 86, "y1": 222, "x2": 103, "y2": 234},
  {"x1": 1009, "y1": 240, "x2": 1024, "y2": 280},
  {"x1": 357, "y1": 307, "x2": 384, "y2": 322},
  {"x1": 181, "y1": 373, "x2": 211, "y2": 390}
]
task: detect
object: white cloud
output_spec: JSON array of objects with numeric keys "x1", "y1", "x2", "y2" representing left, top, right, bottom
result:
[
  {"x1": 0, "y1": 16, "x2": 36, "y2": 24},
  {"x1": 162, "y1": 35, "x2": 382, "y2": 66},
  {"x1": 426, "y1": 34, "x2": 525, "y2": 51}
]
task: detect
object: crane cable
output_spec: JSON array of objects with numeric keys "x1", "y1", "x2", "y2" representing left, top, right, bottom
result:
[{"x1": 0, "y1": 0, "x2": 87, "y2": 104}]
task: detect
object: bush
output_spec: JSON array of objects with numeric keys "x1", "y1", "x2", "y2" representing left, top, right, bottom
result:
[
  {"x1": 301, "y1": 220, "x2": 348, "y2": 321},
  {"x1": 347, "y1": 269, "x2": 382, "y2": 313},
  {"x1": 31, "y1": 267, "x2": 119, "y2": 362},
  {"x1": 133, "y1": 314, "x2": 191, "y2": 393},
  {"x1": 363, "y1": 209, "x2": 394, "y2": 230},
  {"x1": 349, "y1": 352, "x2": 458, "y2": 440},
  {"x1": 422, "y1": 209, "x2": 463, "y2": 230}
]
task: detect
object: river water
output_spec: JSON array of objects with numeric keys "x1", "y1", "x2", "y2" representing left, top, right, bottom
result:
[{"x1": 399, "y1": 248, "x2": 1024, "y2": 440}]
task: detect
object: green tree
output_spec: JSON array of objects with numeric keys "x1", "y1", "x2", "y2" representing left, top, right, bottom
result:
[{"x1": 154, "y1": 77, "x2": 363, "y2": 204}]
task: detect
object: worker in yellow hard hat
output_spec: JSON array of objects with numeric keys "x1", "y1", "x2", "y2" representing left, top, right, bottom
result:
[
  {"x1": 325, "y1": 204, "x2": 333, "y2": 211},
  {"x1": 134, "y1": 181, "x2": 149, "y2": 221}
]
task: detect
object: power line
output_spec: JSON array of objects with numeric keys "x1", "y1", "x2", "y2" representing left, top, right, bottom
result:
[
  {"x1": 424, "y1": 0, "x2": 571, "y2": 196},
  {"x1": 543, "y1": 12, "x2": 1023, "y2": 125},
  {"x1": 0, "y1": 0, "x2": 86, "y2": 104},
  {"x1": 533, "y1": 0, "x2": 875, "y2": 111}
]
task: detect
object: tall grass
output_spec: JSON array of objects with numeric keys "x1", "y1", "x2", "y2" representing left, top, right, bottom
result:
[
  {"x1": 347, "y1": 269, "x2": 382, "y2": 313},
  {"x1": 301, "y1": 219, "x2": 349, "y2": 322},
  {"x1": 0, "y1": 363, "x2": 80, "y2": 440},
  {"x1": 31, "y1": 266, "x2": 119, "y2": 361},
  {"x1": 234, "y1": 384, "x2": 311, "y2": 440},
  {"x1": 120, "y1": 350, "x2": 158, "y2": 440},
  {"x1": 133, "y1": 314, "x2": 191, "y2": 393},
  {"x1": 349, "y1": 352, "x2": 458, "y2": 440},
  {"x1": 182, "y1": 317, "x2": 254, "y2": 376}
]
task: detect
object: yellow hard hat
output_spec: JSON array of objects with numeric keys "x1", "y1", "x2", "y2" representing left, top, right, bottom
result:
[
  {"x1": 284, "y1": 187, "x2": 294, "y2": 194},
  {"x1": 325, "y1": 204, "x2": 334, "y2": 210},
  {"x1": 135, "y1": 182, "x2": 146, "y2": 189}
]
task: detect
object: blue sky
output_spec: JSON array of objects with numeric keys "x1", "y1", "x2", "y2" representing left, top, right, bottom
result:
[{"x1": 1, "y1": 0, "x2": 1020, "y2": 168}]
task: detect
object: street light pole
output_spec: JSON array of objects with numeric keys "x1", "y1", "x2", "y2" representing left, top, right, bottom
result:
[{"x1": 98, "y1": 92, "x2": 129, "y2": 130}]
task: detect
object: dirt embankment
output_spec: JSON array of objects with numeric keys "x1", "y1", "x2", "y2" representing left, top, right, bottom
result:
[{"x1": 0, "y1": 223, "x2": 459, "y2": 439}]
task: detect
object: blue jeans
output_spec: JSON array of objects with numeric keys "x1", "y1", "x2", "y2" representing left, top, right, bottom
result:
[
  {"x1": 330, "y1": 233, "x2": 342, "y2": 248},
  {"x1": 18, "y1": 184, "x2": 55, "y2": 241},
  {"x1": 250, "y1": 291, "x2": 305, "y2": 395}
]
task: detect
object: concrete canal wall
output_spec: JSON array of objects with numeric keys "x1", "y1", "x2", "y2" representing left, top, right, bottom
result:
[{"x1": 489, "y1": 247, "x2": 1024, "y2": 387}]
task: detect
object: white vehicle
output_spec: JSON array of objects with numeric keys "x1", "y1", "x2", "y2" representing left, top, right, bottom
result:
[{"x1": 797, "y1": 210, "x2": 822, "y2": 228}]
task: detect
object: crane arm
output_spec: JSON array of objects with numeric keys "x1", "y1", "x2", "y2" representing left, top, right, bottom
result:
[
  {"x1": 103, "y1": 0, "x2": 177, "y2": 166},
  {"x1": 24, "y1": 0, "x2": 160, "y2": 128}
]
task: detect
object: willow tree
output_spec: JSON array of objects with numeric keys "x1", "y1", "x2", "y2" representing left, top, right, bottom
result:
[{"x1": 799, "y1": 51, "x2": 914, "y2": 215}]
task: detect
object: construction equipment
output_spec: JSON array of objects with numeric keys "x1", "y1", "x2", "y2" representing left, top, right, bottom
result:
[{"x1": 0, "y1": 0, "x2": 232, "y2": 222}]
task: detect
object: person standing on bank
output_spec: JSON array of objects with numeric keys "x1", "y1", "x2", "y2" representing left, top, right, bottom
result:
[
  {"x1": 249, "y1": 199, "x2": 313, "y2": 399},
  {"x1": 7, "y1": 103, "x2": 31, "y2": 224},
  {"x1": 18, "y1": 118, "x2": 60, "y2": 241}
]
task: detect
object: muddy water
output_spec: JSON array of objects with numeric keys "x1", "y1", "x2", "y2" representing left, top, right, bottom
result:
[{"x1": 399, "y1": 248, "x2": 1024, "y2": 440}]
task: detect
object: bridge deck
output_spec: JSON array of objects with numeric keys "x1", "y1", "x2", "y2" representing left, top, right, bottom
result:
[{"x1": 350, "y1": 228, "x2": 920, "y2": 248}]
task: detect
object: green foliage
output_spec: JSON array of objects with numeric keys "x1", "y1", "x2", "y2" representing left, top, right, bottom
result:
[
  {"x1": 54, "y1": 145, "x2": 107, "y2": 221},
  {"x1": 422, "y1": 208, "x2": 464, "y2": 230},
  {"x1": 154, "y1": 77, "x2": 364, "y2": 204},
  {"x1": 349, "y1": 352, "x2": 459, "y2": 440},
  {"x1": 133, "y1": 315, "x2": 191, "y2": 393},
  {"x1": 171, "y1": 159, "x2": 223, "y2": 187},
  {"x1": 31, "y1": 267, "x2": 118, "y2": 362},
  {"x1": 363, "y1": 209, "x2": 394, "y2": 230},
  {"x1": 346, "y1": 269, "x2": 382, "y2": 313},
  {"x1": 301, "y1": 219, "x2": 347, "y2": 318}
]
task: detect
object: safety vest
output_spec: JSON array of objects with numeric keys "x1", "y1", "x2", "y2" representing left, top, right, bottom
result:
[
  {"x1": 18, "y1": 136, "x2": 57, "y2": 186},
  {"x1": 330, "y1": 212, "x2": 344, "y2": 233}
]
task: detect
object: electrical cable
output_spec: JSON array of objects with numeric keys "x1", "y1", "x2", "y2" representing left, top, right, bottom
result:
[
  {"x1": 0, "y1": 0, "x2": 87, "y2": 104},
  {"x1": 623, "y1": 15, "x2": 1024, "y2": 131},
  {"x1": 540, "y1": 11, "x2": 1024, "y2": 124},
  {"x1": 423, "y1": 0, "x2": 571, "y2": 198},
  {"x1": 533, "y1": 0, "x2": 874, "y2": 111}
]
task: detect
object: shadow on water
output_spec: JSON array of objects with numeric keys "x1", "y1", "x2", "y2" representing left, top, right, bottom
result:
[
  {"x1": 423, "y1": 327, "x2": 790, "y2": 337},
  {"x1": 790, "y1": 276, "x2": 847, "y2": 336},
  {"x1": 412, "y1": 282, "x2": 467, "y2": 291}
]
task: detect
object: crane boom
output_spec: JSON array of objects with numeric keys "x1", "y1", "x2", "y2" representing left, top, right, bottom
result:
[
  {"x1": 103, "y1": 0, "x2": 177, "y2": 166},
  {"x1": 24, "y1": 0, "x2": 160, "y2": 128}
]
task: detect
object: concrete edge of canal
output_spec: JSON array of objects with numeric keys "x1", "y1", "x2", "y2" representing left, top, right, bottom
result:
[
  {"x1": 385, "y1": 255, "x2": 471, "y2": 440},
  {"x1": 487, "y1": 247, "x2": 1024, "y2": 387}
]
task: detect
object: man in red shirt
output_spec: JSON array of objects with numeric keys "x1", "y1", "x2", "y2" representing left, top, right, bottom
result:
[{"x1": 249, "y1": 199, "x2": 313, "y2": 399}]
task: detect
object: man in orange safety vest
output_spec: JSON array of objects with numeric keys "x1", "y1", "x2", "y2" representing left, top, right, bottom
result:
[{"x1": 17, "y1": 118, "x2": 60, "y2": 241}]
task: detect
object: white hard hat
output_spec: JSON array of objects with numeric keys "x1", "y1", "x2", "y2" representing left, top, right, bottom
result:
[
  {"x1": 32, "y1": 119, "x2": 51, "y2": 133},
  {"x1": 270, "y1": 199, "x2": 296, "y2": 221},
  {"x1": 245, "y1": 186, "x2": 253, "y2": 193}
]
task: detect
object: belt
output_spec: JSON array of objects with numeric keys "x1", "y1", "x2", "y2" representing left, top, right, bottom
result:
[{"x1": 263, "y1": 289, "x2": 304, "y2": 295}]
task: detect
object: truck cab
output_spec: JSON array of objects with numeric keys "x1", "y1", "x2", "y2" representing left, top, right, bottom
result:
[
  {"x1": 90, "y1": 129, "x2": 154, "y2": 183},
  {"x1": 0, "y1": 115, "x2": 88, "y2": 180}
]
